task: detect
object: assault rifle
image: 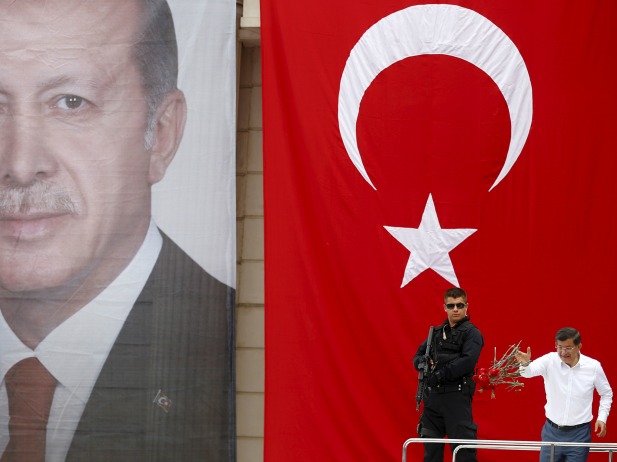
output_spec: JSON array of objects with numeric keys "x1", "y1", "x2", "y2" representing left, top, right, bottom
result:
[{"x1": 415, "y1": 326, "x2": 434, "y2": 411}]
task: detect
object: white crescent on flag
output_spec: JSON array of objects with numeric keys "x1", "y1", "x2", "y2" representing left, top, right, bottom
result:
[{"x1": 338, "y1": 3, "x2": 533, "y2": 192}]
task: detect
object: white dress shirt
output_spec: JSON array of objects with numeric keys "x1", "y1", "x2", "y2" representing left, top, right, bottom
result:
[
  {"x1": 0, "y1": 220, "x2": 162, "y2": 462},
  {"x1": 521, "y1": 351, "x2": 613, "y2": 425}
]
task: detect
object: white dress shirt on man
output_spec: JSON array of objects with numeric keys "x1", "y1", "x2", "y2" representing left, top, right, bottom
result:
[{"x1": 521, "y1": 351, "x2": 613, "y2": 426}]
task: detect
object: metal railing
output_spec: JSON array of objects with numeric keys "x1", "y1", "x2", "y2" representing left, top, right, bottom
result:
[{"x1": 403, "y1": 438, "x2": 617, "y2": 462}]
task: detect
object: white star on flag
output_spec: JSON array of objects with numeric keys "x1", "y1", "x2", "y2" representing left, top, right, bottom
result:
[{"x1": 384, "y1": 194, "x2": 477, "y2": 288}]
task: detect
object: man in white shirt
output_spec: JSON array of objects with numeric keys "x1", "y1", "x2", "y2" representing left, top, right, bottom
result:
[{"x1": 516, "y1": 327, "x2": 613, "y2": 462}]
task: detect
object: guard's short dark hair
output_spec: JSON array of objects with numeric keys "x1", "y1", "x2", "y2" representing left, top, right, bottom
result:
[
  {"x1": 134, "y1": 0, "x2": 180, "y2": 145},
  {"x1": 444, "y1": 287, "x2": 467, "y2": 302},
  {"x1": 556, "y1": 327, "x2": 581, "y2": 345}
]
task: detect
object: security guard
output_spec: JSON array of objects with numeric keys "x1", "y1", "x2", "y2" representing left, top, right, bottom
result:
[{"x1": 413, "y1": 287, "x2": 484, "y2": 462}]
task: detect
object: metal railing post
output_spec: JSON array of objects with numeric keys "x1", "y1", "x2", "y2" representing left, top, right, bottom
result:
[{"x1": 403, "y1": 437, "x2": 617, "y2": 462}]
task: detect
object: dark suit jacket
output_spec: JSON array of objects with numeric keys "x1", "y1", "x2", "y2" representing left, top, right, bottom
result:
[{"x1": 66, "y1": 234, "x2": 235, "y2": 461}]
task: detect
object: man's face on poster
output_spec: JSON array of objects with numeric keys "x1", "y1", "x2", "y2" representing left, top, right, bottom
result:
[{"x1": 0, "y1": 0, "x2": 181, "y2": 297}]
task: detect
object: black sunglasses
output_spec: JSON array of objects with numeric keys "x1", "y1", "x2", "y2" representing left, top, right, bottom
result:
[{"x1": 445, "y1": 303, "x2": 467, "y2": 309}]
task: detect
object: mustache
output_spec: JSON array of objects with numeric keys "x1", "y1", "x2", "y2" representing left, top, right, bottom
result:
[{"x1": 0, "y1": 183, "x2": 79, "y2": 216}]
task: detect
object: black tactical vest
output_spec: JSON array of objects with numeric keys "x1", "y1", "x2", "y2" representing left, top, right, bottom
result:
[{"x1": 433, "y1": 320, "x2": 473, "y2": 367}]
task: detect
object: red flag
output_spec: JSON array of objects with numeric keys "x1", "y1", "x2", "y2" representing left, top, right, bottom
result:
[{"x1": 262, "y1": 1, "x2": 617, "y2": 461}]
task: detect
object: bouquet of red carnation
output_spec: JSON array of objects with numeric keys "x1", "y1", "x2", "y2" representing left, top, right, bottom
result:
[{"x1": 473, "y1": 342, "x2": 524, "y2": 399}]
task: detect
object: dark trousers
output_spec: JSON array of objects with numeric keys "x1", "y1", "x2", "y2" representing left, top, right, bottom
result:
[
  {"x1": 420, "y1": 390, "x2": 478, "y2": 462},
  {"x1": 540, "y1": 420, "x2": 591, "y2": 462}
]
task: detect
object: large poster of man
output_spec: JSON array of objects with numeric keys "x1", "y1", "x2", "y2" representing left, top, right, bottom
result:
[{"x1": 0, "y1": 1, "x2": 236, "y2": 461}]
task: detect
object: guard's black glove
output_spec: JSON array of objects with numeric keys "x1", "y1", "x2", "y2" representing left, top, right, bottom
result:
[{"x1": 427, "y1": 369, "x2": 444, "y2": 387}]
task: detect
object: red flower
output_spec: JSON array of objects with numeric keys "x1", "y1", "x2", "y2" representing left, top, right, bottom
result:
[{"x1": 474, "y1": 342, "x2": 524, "y2": 399}]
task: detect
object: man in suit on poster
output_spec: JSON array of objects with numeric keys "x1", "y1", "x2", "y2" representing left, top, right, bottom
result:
[{"x1": 0, "y1": 0, "x2": 234, "y2": 460}]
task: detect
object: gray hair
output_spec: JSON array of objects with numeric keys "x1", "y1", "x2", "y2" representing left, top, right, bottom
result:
[{"x1": 133, "y1": 0, "x2": 179, "y2": 148}]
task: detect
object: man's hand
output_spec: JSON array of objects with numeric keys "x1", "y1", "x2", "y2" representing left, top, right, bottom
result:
[
  {"x1": 515, "y1": 346, "x2": 531, "y2": 366},
  {"x1": 427, "y1": 369, "x2": 443, "y2": 387},
  {"x1": 595, "y1": 420, "x2": 607, "y2": 437}
]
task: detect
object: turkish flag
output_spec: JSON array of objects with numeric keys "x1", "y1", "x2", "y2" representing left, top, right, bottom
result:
[{"x1": 262, "y1": 1, "x2": 617, "y2": 461}]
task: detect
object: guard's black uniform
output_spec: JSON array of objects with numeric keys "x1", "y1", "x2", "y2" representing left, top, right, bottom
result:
[{"x1": 413, "y1": 317, "x2": 484, "y2": 462}]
